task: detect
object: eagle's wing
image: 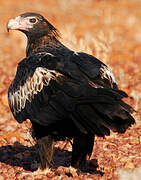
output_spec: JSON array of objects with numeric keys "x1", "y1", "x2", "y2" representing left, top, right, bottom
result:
[
  {"x1": 71, "y1": 52, "x2": 117, "y2": 89},
  {"x1": 8, "y1": 52, "x2": 135, "y2": 136},
  {"x1": 8, "y1": 53, "x2": 67, "y2": 124}
]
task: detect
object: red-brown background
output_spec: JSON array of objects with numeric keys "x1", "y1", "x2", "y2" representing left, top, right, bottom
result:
[{"x1": 0, "y1": 0, "x2": 141, "y2": 179}]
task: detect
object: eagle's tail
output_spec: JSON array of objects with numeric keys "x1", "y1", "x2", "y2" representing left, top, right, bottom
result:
[{"x1": 71, "y1": 88, "x2": 135, "y2": 137}]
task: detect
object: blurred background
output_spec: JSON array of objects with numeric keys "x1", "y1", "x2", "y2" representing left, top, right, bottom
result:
[{"x1": 0, "y1": 0, "x2": 141, "y2": 179}]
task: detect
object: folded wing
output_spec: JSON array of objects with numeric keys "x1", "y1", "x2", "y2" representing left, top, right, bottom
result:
[{"x1": 8, "y1": 52, "x2": 135, "y2": 137}]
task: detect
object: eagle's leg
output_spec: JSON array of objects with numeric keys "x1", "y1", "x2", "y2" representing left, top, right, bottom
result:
[
  {"x1": 37, "y1": 135, "x2": 54, "y2": 170},
  {"x1": 15, "y1": 136, "x2": 54, "y2": 177},
  {"x1": 71, "y1": 133, "x2": 95, "y2": 169}
]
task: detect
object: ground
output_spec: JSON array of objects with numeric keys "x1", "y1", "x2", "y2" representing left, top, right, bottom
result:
[{"x1": 0, "y1": 0, "x2": 141, "y2": 179}]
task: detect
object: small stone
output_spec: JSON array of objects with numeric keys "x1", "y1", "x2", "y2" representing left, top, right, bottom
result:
[
  {"x1": 124, "y1": 161, "x2": 135, "y2": 169},
  {"x1": 23, "y1": 175, "x2": 33, "y2": 180},
  {"x1": 2, "y1": 168, "x2": 7, "y2": 174},
  {"x1": 15, "y1": 173, "x2": 24, "y2": 179},
  {"x1": 7, "y1": 168, "x2": 15, "y2": 174},
  {"x1": 21, "y1": 133, "x2": 29, "y2": 140},
  {"x1": 5, "y1": 125, "x2": 14, "y2": 132},
  {"x1": 10, "y1": 137, "x2": 17, "y2": 143}
]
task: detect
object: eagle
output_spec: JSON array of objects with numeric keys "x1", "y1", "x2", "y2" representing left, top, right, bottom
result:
[{"x1": 7, "y1": 12, "x2": 135, "y2": 171}]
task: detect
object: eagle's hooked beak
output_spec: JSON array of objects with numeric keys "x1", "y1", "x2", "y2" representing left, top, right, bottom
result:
[
  {"x1": 7, "y1": 16, "x2": 22, "y2": 32},
  {"x1": 7, "y1": 16, "x2": 31, "y2": 32}
]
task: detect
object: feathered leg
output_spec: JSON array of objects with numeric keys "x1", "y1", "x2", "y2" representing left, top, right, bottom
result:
[
  {"x1": 31, "y1": 122, "x2": 54, "y2": 169},
  {"x1": 71, "y1": 133, "x2": 95, "y2": 168},
  {"x1": 37, "y1": 135, "x2": 54, "y2": 170},
  {"x1": 17, "y1": 135, "x2": 54, "y2": 177}
]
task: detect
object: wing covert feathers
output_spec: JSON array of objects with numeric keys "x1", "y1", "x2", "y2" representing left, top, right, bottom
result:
[{"x1": 8, "y1": 67, "x2": 64, "y2": 116}]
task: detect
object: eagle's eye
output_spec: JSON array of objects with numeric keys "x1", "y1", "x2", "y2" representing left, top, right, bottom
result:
[{"x1": 29, "y1": 18, "x2": 37, "y2": 23}]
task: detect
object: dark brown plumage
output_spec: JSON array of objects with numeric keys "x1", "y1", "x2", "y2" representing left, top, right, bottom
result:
[{"x1": 7, "y1": 12, "x2": 135, "y2": 170}]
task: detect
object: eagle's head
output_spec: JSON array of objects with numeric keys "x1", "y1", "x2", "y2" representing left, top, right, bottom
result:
[{"x1": 7, "y1": 12, "x2": 59, "y2": 39}]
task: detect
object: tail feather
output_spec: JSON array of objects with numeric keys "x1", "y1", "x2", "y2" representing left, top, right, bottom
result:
[
  {"x1": 119, "y1": 100, "x2": 135, "y2": 113},
  {"x1": 76, "y1": 105, "x2": 110, "y2": 136},
  {"x1": 71, "y1": 88, "x2": 135, "y2": 136}
]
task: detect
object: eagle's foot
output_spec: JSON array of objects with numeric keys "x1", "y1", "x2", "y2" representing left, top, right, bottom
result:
[{"x1": 56, "y1": 166, "x2": 80, "y2": 177}]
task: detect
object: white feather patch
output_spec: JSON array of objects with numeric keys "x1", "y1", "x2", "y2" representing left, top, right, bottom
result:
[
  {"x1": 100, "y1": 65, "x2": 116, "y2": 84},
  {"x1": 8, "y1": 67, "x2": 64, "y2": 115}
]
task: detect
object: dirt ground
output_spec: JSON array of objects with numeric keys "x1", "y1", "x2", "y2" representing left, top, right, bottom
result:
[{"x1": 0, "y1": 0, "x2": 141, "y2": 179}]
